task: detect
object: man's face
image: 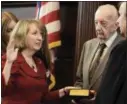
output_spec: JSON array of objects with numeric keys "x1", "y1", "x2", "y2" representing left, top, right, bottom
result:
[
  {"x1": 95, "y1": 10, "x2": 117, "y2": 41},
  {"x1": 117, "y1": 2, "x2": 126, "y2": 37}
]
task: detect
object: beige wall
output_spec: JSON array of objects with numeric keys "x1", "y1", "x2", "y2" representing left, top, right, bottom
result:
[{"x1": 2, "y1": 7, "x2": 35, "y2": 19}]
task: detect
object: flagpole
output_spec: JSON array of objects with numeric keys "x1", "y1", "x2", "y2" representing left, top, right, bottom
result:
[{"x1": 37, "y1": 1, "x2": 41, "y2": 19}]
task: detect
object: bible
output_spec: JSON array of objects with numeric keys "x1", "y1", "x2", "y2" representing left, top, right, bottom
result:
[{"x1": 69, "y1": 89, "x2": 96, "y2": 101}]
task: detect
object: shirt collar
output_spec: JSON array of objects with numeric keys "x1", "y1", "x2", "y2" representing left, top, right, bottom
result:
[
  {"x1": 105, "y1": 32, "x2": 118, "y2": 48},
  {"x1": 99, "y1": 32, "x2": 118, "y2": 48}
]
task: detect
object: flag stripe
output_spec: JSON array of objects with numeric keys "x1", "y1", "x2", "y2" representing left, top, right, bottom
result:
[
  {"x1": 40, "y1": 10, "x2": 60, "y2": 25},
  {"x1": 49, "y1": 41, "x2": 61, "y2": 49},
  {"x1": 48, "y1": 31, "x2": 61, "y2": 43},
  {"x1": 46, "y1": 20, "x2": 60, "y2": 35},
  {"x1": 39, "y1": 2, "x2": 60, "y2": 18}
]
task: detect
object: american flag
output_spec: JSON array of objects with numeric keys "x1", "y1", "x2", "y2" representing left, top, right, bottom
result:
[{"x1": 36, "y1": 1, "x2": 61, "y2": 49}]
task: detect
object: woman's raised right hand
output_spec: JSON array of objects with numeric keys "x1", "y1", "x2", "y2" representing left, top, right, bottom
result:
[{"x1": 6, "y1": 38, "x2": 19, "y2": 63}]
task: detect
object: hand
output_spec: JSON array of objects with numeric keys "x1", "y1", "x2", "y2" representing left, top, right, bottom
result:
[
  {"x1": 78, "y1": 90, "x2": 96, "y2": 103},
  {"x1": 6, "y1": 38, "x2": 19, "y2": 63},
  {"x1": 89, "y1": 90, "x2": 96, "y2": 101},
  {"x1": 59, "y1": 86, "x2": 80, "y2": 97},
  {"x1": 64, "y1": 86, "x2": 81, "y2": 94},
  {"x1": 90, "y1": 90, "x2": 96, "y2": 95}
]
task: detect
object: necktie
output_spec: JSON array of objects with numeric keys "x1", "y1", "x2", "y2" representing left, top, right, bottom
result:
[{"x1": 89, "y1": 43, "x2": 106, "y2": 84}]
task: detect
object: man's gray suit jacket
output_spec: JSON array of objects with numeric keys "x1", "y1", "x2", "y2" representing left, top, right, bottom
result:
[{"x1": 74, "y1": 34, "x2": 124, "y2": 91}]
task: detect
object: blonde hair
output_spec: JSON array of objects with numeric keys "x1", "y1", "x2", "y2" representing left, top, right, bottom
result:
[
  {"x1": 118, "y1": 2, "x2": 127, "y2": 17},
  {"x1": 2, "y1": 11, "x2": 18, "y2": 52},
  {"x1": 11, "y1": 19, "x2": 51, "y2": 67}
]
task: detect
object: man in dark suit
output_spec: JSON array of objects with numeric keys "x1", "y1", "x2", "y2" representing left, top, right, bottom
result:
[
  {"x1": 73, "y1": 4, "x2": 124, "y2": 104},
  {"x1": 95, "y1": 2, "x2": 127, "y2": 104}
]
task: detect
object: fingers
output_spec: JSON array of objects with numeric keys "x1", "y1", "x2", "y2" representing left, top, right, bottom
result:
[
  {"x1": 65, "y1": 86, "x2": 81, "y2": 90},
  {"x1": 64, "y1": 86, "x2": 81, "y2": 94},
  {"x1": 90, "y1": 90, "x2": 96, "y2": 95},
  {"x1": 7, "y1": 38, "x2": 16, "y2": 50}
]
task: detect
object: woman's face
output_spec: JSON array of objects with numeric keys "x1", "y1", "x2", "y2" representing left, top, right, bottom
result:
[
  {"x1": 25, "y1": 23, "x2": 43, "y2": 51},
  {"x1": 6, "y1": 20, "x2": 17, "y2": 42}
]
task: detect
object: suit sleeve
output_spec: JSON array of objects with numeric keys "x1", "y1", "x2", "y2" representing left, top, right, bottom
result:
[
  {"x1": 43, "y1": 90, "x2": 60, "y2": 102},
  {"x1": 74, "y1": 43, "x2": 86, "y2": 88},
  {"x1": 1, "y1": 55, "x2": 20, "y2": 97}
]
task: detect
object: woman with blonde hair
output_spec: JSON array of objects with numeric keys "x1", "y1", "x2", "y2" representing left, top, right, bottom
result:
[
  {"x1": 2, "y1": 19, "x2": 72, "y2": 104},
  {"x1": 2, "y1": 11, "x2": 55, "y2": 93},
  {"x1": 2, "y1": 11, "x2": 18, "y2": 54}
]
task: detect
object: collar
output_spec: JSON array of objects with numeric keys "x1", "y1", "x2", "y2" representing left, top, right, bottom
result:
[
  {"x1": 105, "y1": 32, "x2": 118, "y2": 48},
  {"x1": 99, "y1": 32, "x2": 118, "y2": 48},
  {"x1": 15, "y1": 53, "x2": 46, "y2": 79}
]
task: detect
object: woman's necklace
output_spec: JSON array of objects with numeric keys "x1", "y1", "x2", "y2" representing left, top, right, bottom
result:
[{"x1": 22, "y1": 54, "x2": 38, "y2": 72}]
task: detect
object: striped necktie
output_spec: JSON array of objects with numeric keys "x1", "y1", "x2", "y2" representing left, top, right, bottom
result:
[{"x1": 89, "y1": 43, "x2": 106, "y2": 84}]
